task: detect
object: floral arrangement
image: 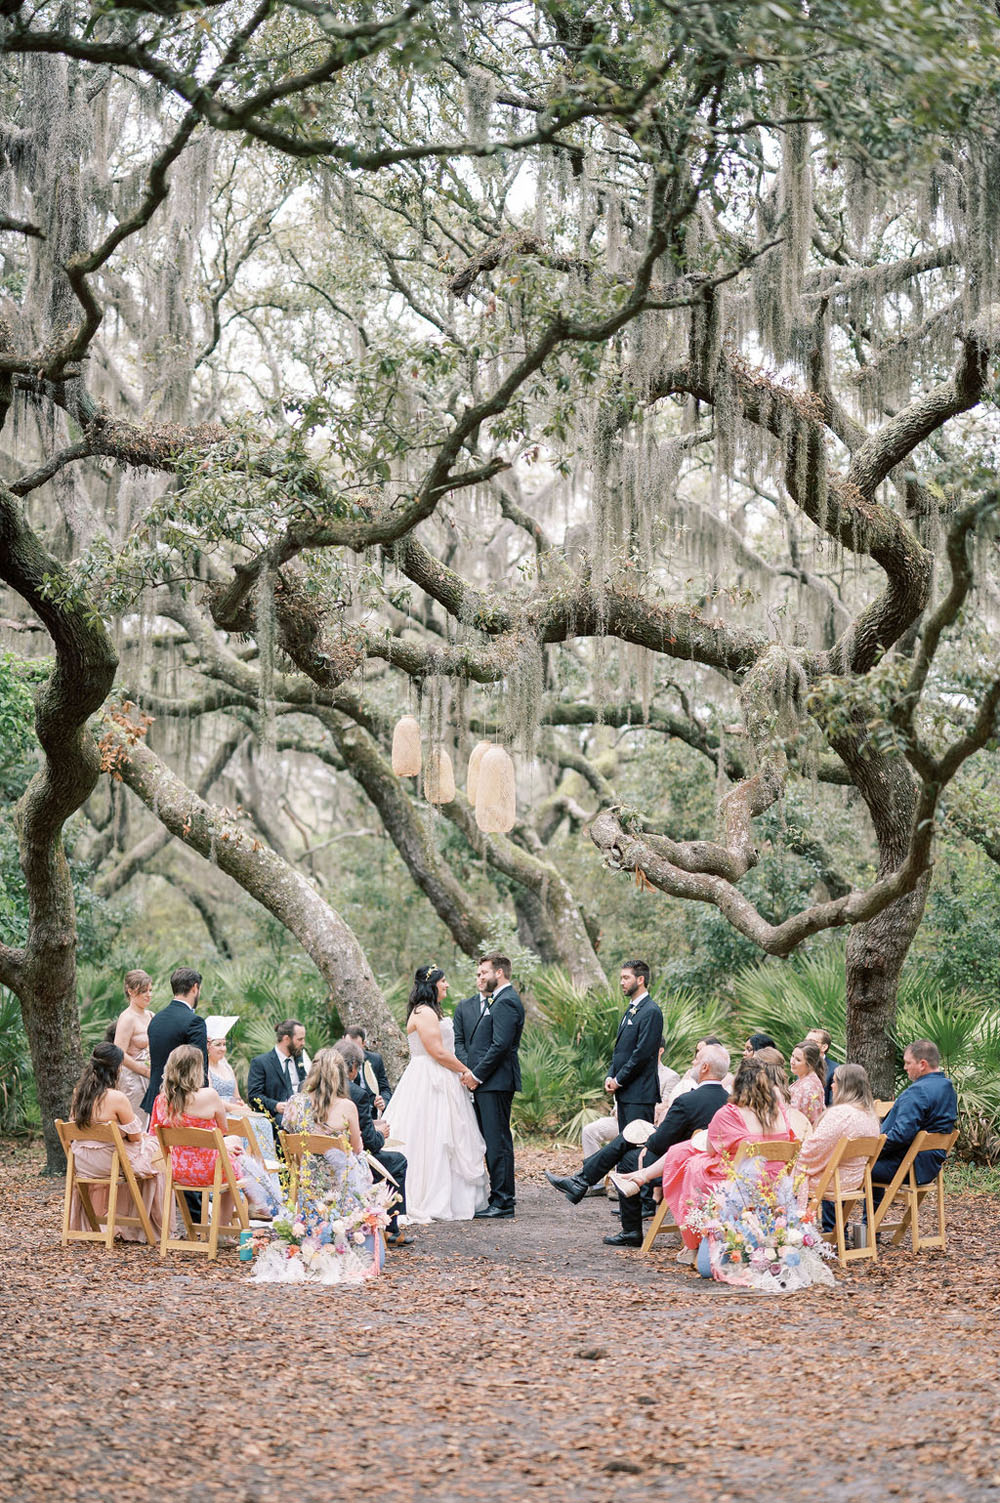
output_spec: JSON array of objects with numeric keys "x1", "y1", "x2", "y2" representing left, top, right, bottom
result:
[
  {"x1": 250, "y1": 1166, "x2": 398, "y2": 1286},
  {"x1": 684, "y1": 1159, "x2": 835, "y2": 1294}
]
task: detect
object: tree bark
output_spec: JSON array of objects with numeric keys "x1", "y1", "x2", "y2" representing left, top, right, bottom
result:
[
  {"x1": 0, "y1": 484, "x2": 119, "y2": 1171},
  {"x1": 107, "y1": 723, "x2": 408, "y2": 1076}
]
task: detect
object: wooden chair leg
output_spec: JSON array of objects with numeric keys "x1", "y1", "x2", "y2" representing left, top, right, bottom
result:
[
  {"x1": 207, "y1": 1163, "x2": 222, "y2": 1260},
  {"x1": 936, "y1": 1173, "x2": 947, "y2": 1249},
  {"x1": 863, "y1": 1174, "x2": 878, "y2": 1264},
  {"x1": 76, "y1": 1183, "x2": 102, "y2": 1236},
  {"x1": 833, "y1": 1190, "x2": 848, "y2": 1268},
  {"x1": 104, "y1": 1163, "x2": 120, "y2": 1249},
  {"x1": 640, "y1": 1196, "x2": 670, "y2": 1254},
  {"x1": 61, "y1": 1157, "x2": 76, "y2": 1247}
]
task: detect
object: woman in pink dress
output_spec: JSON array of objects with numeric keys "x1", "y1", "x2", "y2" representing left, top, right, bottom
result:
[
  {"x1": 788, "y1": 1040, "x2": 827, "y2": 1127},
  {"x1": 620, "y1": 1058, "x2": 799, "y2": 1250},
  {"x1": 150, "y1": 1046, "x2": 279, "y2": 1219},
  {"x1": 796, "y1": 1062, "x2": 881, "y2": 1226},
  {"x1": 68, "y1": 1042, "x2": 166, "y2": 1241}
]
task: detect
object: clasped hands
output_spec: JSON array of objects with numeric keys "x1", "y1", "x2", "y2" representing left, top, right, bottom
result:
[{"x1": 459, "y1": 1069, "x2": 479, "y2": 1091}]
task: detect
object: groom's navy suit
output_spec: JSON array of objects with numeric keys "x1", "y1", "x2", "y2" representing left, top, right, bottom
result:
[{"x1": 454, "y1": 983, "x2": 524, "y2": 1212}]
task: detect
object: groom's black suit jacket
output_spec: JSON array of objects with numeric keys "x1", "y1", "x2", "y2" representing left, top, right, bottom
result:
[
  {"x1": 453, "y1": 984, "x2": 524, "y2": 1093},
  {"x1": 247, "y1": 1049, "x2": 307, "y2": 1125},
  {"x1": 140, "y1": 998, "x2": 208, "y2": 1115}
]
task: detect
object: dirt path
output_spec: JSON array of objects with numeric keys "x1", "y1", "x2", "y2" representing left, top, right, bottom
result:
[{"x1": 1, "y1": 1142, "x2": 998, "y2": 1503}]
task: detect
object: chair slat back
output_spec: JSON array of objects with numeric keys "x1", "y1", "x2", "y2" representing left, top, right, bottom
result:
[
  {"x1": 227, "y1": 1116, "x2": 264, "y2": 1161},
  {"x1": 281, "y1": 1130, "x2": 351, "y2": 1158},
  {"x1": 734, "y1": 1137, "x2": 801, "y2": 1168},
  {"x1": 158, "y1": 1125, "x2": 226, "y2": 1151},
  {"x1": 58, "y1": 1120, "x2": 118, "y2": 1145},
  {"x1": 840, "y1": 1135, "x2": 885, "y2": 1160},
  {"x1": 873, "y1": 1099, "x2": 894, "y2": 1119},
  {"x1": 917, "y1": 1130, "x2": 958, "y2": 1153}
]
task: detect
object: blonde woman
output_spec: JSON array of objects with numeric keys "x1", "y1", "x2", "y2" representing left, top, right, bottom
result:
[
  {"x1": 113, "y1": 969, "x2": 155, "y2": 1120},
  {"x1": 796, "y1": 1063, "x2": 882, "y2": 1230},
  {"x1": 283, "y1": 1047, "x2": 374, "y2": 1213},
  {"x1": 150, "y1": 1046, "x2": 279, "y2": 1219}
]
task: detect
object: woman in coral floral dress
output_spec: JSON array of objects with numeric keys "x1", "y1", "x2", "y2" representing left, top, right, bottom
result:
[
  {"x1": 788, "y1": 1040, "x2": 828, "y2": 1127},
  {"x1": 621, "y1": 1058, "x2": 799, "y2": 1250},
  {"x1": 150, "y1": 1046, "x2": 279, "y2": 1218}
]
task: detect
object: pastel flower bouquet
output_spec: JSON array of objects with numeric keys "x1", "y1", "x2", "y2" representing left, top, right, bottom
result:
[
  {"x1": 684, "y1": 1160, "x2": 835, "y2": 1294},
  {"x1": 249, "y1": 1175, "x2": 398, "y2": 1285}
]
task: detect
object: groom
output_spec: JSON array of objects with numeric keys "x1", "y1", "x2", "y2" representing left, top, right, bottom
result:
[{"x1": 454, "y1": 953, "x2": 525, "y2": 1220}]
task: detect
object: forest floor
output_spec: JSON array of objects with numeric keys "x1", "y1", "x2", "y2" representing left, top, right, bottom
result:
[{"x1": 1, "y1": 1139, "x2": 998, "y2": 1503}]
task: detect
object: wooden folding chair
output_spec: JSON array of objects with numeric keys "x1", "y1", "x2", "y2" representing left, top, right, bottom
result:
[
  {"x1": 227, "y1": 1115, "x2": 264, "y2": 1162},
  {"x1": 157, "y1": 1124, "x2": 249, "y2": 1259},
  {"x1": 641, "y1": 1138, "x2": 801, "y2": 1255},
  {"x1": 873, "y1": 1099, "x2": 895, "y2": 1120},
  {"x1": 279, "y1": 1130, "x2": 350, "y2": 1205},
  {"x1": 871, "y1": 1129, "x2": 958, "y2": 1251},
  {"x1": 57, "y1": 1119, "x2": 158, "y2": 1248},
  {"x1": 808, "y1": 1134, "x2": 885, "y2": 1267}
]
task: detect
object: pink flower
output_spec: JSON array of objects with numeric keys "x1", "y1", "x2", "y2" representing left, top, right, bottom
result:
[{"x1": 292, "y1": 1220, "x2": 306, "y2": 1238}]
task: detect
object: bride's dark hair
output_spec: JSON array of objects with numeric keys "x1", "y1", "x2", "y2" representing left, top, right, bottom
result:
[{"x1": 407, "y1": 964, "x2": 445, "y2": 1020}]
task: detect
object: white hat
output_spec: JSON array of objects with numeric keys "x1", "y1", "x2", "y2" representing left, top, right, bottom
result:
[{"x1": 203, "y1": 1015, "x2": 239, "y2": 1042}]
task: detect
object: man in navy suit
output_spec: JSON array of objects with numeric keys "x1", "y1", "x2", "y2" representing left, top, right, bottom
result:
[
  {"x1": 453, "y1": 953, "x2": 524, "y2": 1219},
  {"x1": 606, "y1": 960, "x2": 663, "y2": 1134},
  {"x1": 344, "y1": 1025, "x2": 392, "y2": 1109},
  {"x1": 246, "y1": 1018, "x2": 308, "y2": 1132},
  {"x1": 872, "y1": 1039, "x2": 958, "y2": 1197},
  {"x1": 140, "y1": 967, "x2": 208, "y2": 1115},
  {"x1": 335, "y1": 1038, "x2": 412, "y2": 1247}
]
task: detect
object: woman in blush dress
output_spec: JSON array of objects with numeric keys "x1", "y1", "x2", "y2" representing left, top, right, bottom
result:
[
  {"x1": 382, "y1": 965, "x2": 489, "y2": 1223},
  {"x1": 788, "y1": 1040, "x2": 828, "y2": 1127},
  {"x1": 68, "y1": 1042, "x2": 166, "y2": 1241},
  {"x1": 113, "y1": 969, "x2": 155, "y2": 1122},
  {"x1": 620, "y1": 1058, "x2": 799, "y2": 1252},
  {"x1": 796, "y1": 1063, "x2": 882, "y2": 1228}
]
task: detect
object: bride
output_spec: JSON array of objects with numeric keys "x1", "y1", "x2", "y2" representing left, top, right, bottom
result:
[{"x1": 382, "y1": 964, "x2": 489, "y2": 1222}]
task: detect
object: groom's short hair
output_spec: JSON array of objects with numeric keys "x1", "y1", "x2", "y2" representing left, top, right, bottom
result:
[{"x1": 479, "y1": 952, "x2": 511, "y2": 978}]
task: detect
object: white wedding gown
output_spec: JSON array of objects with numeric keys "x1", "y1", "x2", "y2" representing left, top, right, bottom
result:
[{"x1": 382, "y1": 1018, "x2": 489, "y2": 1222}]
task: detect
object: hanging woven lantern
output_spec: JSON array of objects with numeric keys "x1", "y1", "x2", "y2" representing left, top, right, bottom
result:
[
  {"x1": 391, "y1": 715, "x2": 422, "y2": 776},
  {"x1": 475, "y1": 746, "x2": 516, "y2": 833},
  {"x1": 424, "y1": 747, "x2": 456, "y2": 805},
  {"x1": 466, "y1": 740, "x2": 490, "y2": 805}
]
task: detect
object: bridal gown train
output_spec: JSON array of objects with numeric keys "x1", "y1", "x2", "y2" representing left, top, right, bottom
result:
[{"x1": 382, "y1": 1018, "x2": 489, "y2": 1222}]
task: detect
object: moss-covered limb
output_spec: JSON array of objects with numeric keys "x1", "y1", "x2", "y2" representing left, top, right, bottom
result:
[
  {"x1": 0, "y1": 484, "x2": 119, "y2": 1170},
  {"x1": 108, "y1": 727, "x2": 407, "y2": 1075}
]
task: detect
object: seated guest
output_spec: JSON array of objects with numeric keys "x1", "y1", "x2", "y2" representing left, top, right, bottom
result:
[
  {"x1": 344, "y1": 1025, "x2": 392, "y2": 1110},
  {"x1": 754, "y1": 1047, "x2": 813, "y2": 1140},
  {"x1": 743, "y1": 1032, "x2": 776, "y2": 1058},
  {"x1": 796, "y1": 1063, "x2": 881, "y2": 1230},
  {"x1": 788, "y1": 1041, "x2": 827, "y2": 1127},
  {"x1": 282, "y1": 1047, "x2": 374, "y2": 1213},
  {"x1": 545, "y1": 1044, "x2": 731, "y2": 1248},
  {"x1": 68, "y1": 1042, "x2": 166, "y2": 1242},
  {"x1": 622, "y1": 1057, "x2": 799, "y2": 1260},
  {"x1": 246, "y1": 1019, "x2": 309, "y2": 1133},
  {"x1": 871, "y1": 1039, "x2": 957, "y2": 1196},
  {"x1": 206, "y1": 1021, "x2": 278, "y2": 1162},
  {"x1": 151, "y1": 1046, "x2": 280, "y2": 1220},
  {"x1": 663, "y1": 1037, "x2": 734, "y2": 1110},
  {"x1": 334, "y1": 1037, "x2": 413, "y2": 1248},
  {"x1": 806, "y1": 1027, "x2": 840, "y2": 1106},
  {"x1": 584, "y1": 1048, "x2": 682, "y2": 1197}
]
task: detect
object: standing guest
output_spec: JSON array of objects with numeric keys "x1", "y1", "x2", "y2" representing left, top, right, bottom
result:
[
  {"x1": 807, "y1": 1027, "x2": 840, "y2": 1106},
  {"x1": 113, "y1": 969, "x2": 155, "y2": 1122},
  {"x1": 335, "y1": 1038, "x2": 413, "y2": 1247},
  {"x1": 605, "y1": 961, "x2": 664, "y2": 1134},
  {"x1": 796, "y1": 1063, "x2": 882, "y2": 1230},
  {"x1": 871, "y1": 1039, "x2": 958, "y2": 1196},
  {"x1": 68, "y1": 1042, "x2": 166, "y2": 1241},
  {"x1": 453, "y1": 953, "x2": 525, "y2": 1220},
  {"x1": 150, "y1": 1046, "x2": 279, "y2": 1219},
  {"x1": 344, "y1": 1024, "x2": 392, "y2": 1110},
  {"x1": 246, "y1": 1019, "x2": 309, "y2": 1134},
  {"x1": 140, "y1": 967, "x2": 207, "y2": 1118},
  {"x1": 206, "y1": 1020, "x2": 278, "y2": 1162},
  {"x1": 789, "y1": 1040, "x2": 827, "y2": 1126}
]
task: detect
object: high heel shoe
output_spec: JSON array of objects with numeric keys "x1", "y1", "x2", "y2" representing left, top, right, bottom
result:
[{"x1": 608, "y1": 1172, "x2": 642, "y2": 1199}]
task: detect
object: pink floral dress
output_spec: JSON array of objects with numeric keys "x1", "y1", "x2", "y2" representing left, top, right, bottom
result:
[
  {"x1": 789, "y1": 1073, "x2": 826, "y2": 1127},
  {"x1": 661, "y1": 1102, "x2": 798, "y2": 1249}
]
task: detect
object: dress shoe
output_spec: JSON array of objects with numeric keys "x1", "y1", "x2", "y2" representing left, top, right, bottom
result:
[
  {"x1": 385, "y1": 1230, "x2": 415, "y2": 1248},
  {"x1": 603, "y1": 1230, "x2": 643, "y2": 1247},
  {"x1": 474, "y1": 1204, "x2": 515, "y2": 1218},
  {"x1": 544, "y1": 1171, "x2": 589, "y2": 1205}
]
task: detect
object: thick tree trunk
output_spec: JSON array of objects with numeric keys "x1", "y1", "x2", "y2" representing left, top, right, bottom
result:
[
  {"x1": 0, "y1": 483, "x2": 119, "y2": 1171},
  {"x1": 834, "y1": 726, "x2": 930, "y2": 1096},
  {"x1": 111, "y1": 727, "x2": 409, "y2": 1076}
]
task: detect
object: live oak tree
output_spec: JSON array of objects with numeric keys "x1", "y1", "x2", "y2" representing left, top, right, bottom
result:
[{"x1": 2, "y1": 0, "x2": 1000, "y2": 1164}]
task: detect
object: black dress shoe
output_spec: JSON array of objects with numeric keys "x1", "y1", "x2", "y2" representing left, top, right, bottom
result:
[
  {"x1": 544, "y1": 1171, "x2": 589, "y2": 1205},
  {"x1": 603, "y1": 1230, "x2": 643, "y2": 1247},
  {"x1": 475, "y1": 1204, "x2": 515, "y2": 1218}
]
